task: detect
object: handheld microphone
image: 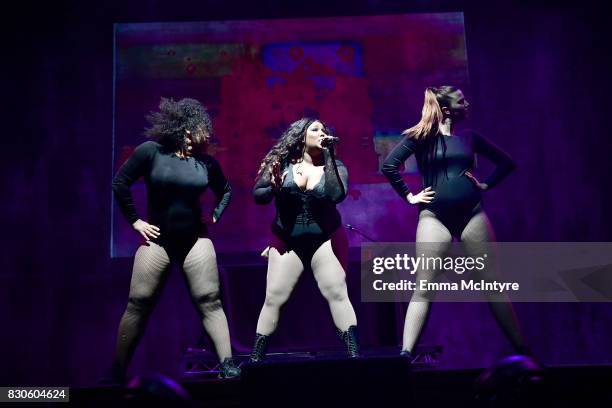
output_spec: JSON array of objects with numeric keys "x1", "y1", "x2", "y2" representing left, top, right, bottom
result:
[{"x1": 321, "y1": 136, "x2": 340, "y2": 147}]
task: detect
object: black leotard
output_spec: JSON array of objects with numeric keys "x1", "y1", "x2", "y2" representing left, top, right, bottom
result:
[
  {"x1": 112, "y1": 141, "x2": 231, "y2": 258},
  {"x1": 382, "y1": 130, "x2": 514, "y2": 234},
  {"x1": 253, "y1": 149, "x2": 348, "y2": 262}
]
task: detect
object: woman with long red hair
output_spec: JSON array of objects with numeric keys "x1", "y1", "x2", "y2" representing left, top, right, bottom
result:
[{"x1": 382, "y1": 86, "x2": 530, "y2": 358}]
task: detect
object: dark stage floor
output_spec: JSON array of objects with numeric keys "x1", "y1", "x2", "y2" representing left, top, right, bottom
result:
[{"x1": 71, "y1": 354, "x2": 612, "y2": 407}]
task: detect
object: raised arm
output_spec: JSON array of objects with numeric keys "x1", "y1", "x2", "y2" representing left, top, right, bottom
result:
[
  {"x1": 381, "y1": 135, "x2": 417, "y2": 199},
  {"x1": 472, "y1": 131, "x2": 516, "y2": 189},
  {"x1": 206, "y1": 157, "x2": 232, "y2": 222},
  {"x1": 323, "y1": 147, "x2": 348, "y2": 204},
  {"x1": 112, "y1": 141, "x2": 156, "y2": 224}
]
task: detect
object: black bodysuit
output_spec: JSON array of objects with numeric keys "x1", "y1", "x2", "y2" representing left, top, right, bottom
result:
[
  {"x1": 382, "y1": 130, "x2": 515, "y2": 236},
  {"x1": 112, "y1": 141, "x2": 231, "y2": 260},
  {"x1": 253, "y1": 149, "x2": 348, "y2": 263}
]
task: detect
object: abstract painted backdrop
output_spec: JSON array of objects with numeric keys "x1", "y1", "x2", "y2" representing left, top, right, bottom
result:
[
  {"x1": 112, "y1": 13, "x2": 469, "y2": 257},
  {"x1": 5, "y1": 1, "x2": 612, "y2": 387}
]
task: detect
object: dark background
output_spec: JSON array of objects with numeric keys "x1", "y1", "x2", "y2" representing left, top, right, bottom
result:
[{"x1": 3, "y1": 0, "x2": 612, "y2": 387}]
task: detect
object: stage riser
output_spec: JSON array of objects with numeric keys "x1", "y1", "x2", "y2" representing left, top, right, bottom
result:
[{"x1": 71, "y1": 362, "x2": 612, "y2": 407}]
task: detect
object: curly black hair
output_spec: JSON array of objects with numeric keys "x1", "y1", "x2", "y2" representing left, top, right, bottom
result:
[
  {"x1": 256, "y1": 117, "x2": 328, "y2": 179},
  {"x1": 144, "y1": 97, "x2": 213, "y2": 152}
]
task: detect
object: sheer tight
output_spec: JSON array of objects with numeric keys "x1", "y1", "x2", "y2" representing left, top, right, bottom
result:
[
  {"x1": 402, "y1": 210, "x2": 526, "y2": 354},
  {"x1": 112, "y1": 238, "x2": 232, "y2": 373}
]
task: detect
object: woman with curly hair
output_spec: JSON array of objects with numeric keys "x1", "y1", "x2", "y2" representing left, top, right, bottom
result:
[
  {"x1": 382, "y1": 86, "x2": 529, "y2": 358},
  {"x1": 249, "y1": 118, "x2": 359, "y2": 362},
  {"x1": 106, "y1": 97, "x2": 240, "y2": 382}
]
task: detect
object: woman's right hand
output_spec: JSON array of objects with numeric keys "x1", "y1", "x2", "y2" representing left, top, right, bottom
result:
[
  {"x1": 406, "y1": 187, "x2": 435, "y2": 204},
  {"x1": 132, "y1": 219, "x2": 161, "y2": 241},
  {"x1": 269, "y1": 161, "x2": 283, "y2": 191}
]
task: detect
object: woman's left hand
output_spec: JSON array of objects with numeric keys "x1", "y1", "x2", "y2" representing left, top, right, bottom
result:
[{"x1": 465, "y1": 171, "x2": 488, "y2": 190}]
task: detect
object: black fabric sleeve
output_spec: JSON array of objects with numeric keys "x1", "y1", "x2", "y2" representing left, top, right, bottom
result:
[
  {"x1": 253, "y1": 167, "x2": 276, "y2": 205},
  {"x1": 323, "y1": 148, "x2": 348, "y2": 204},
  {"x1": 112, "y1": 141, "x2": 157, "y2": 225},
  {"x1": 472, "y1": 131, "x2": 516, "y2": 189},
  {"x1": 206, "y1": 157, "x2": 232, "y2": 221},
  {"x1": 381, "y1": 135, "x2": 417, "y2": 200}
]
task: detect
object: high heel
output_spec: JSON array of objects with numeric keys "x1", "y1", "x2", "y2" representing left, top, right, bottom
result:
[
  {"x1": 249, "y1": 333, "x2": 270, "y2": 363},
  {"x1": 218, "y1": 358, "x2": 241, "y2": 379},
  {"x1": 399, "y1": 349, "x2": 413, "y2": 362},
  {"x1": 337, "y1": 325, "x2": 360, "y2": 358}
]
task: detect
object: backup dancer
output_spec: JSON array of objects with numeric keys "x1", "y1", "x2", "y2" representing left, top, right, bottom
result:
[
  {"x1": 382, "y1": 86, "x2": 530, "y2": 358},
  {"x1": 107, "y1": 97, "x2": 240, "y2": 382}
]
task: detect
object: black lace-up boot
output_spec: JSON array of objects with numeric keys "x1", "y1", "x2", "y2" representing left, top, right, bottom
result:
[
  {"x1": 337, "y1": 325, "x2": 360, "y2": 358},
  {"x1": 399, "y1": 350, "x2": 413, "y2": 362},
  {"x1": 249, "y1": 333, "x2": 270, "y2": 363},
  {"x1": 218, "y1": 358, "x2": 241, "y2": 379}
]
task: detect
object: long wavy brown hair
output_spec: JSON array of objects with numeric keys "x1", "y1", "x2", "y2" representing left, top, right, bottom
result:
[{"x1": 256, "y1": 118, "x2": 326, "y2": 179}]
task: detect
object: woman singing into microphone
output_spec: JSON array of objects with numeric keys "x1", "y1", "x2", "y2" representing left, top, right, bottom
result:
[
  {"x1": 249, "y1": 118, "x2": 359, "y2": 362},
  {"x1": 382, "y1": 86, "x2": 530, "y2": 358}
]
